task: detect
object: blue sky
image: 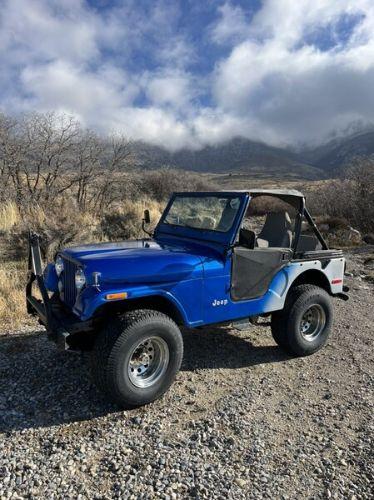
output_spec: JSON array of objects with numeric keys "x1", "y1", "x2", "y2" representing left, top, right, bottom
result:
[{"x1": 0, "y1": 0, "x2": 374, "y2": 150}]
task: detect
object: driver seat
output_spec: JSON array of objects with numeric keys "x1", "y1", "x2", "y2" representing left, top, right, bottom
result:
[{"x1": 256, "y1": 211, "x2": 292, "y2": 248}]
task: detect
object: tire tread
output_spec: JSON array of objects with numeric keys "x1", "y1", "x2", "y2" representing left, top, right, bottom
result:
[
  {"x1": 271, "y1": 284, "x2": 332, "y2": 356},
  {"x1": 90, "y1": 309, "x2": 182, "y2": 407}
]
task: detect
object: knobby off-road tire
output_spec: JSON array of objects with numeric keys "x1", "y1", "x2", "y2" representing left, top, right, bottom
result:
[
  {"x1": 90, "y1": 309, "x2": 183, "y2": 408},
  {"x1": 271, "y1": 284, "x2": 333, "y2": 356}
]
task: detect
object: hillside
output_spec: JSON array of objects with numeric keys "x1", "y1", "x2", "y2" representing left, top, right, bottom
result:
[
  {"x1": 300, "y1": 130, "x2": 374, "y2": 172},
  {"x1": 132, "y1": 131, "x2": 374, "y2": 180},
  {"x1": 132, "y1": 137, "x2": 324, "y2": 180}
]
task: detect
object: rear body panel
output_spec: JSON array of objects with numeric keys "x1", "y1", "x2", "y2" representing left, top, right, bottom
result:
[{"x1": 200, "y1": 253, "x2": 344, "y2": 325}]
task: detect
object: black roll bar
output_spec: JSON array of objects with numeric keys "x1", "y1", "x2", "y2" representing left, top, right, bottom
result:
[
  {"x1": 26, "y1": 231, "x2": 54, "y2": 331},
  {"x1": 303, "y1": 208, "x2": 329, "y2": 250}
]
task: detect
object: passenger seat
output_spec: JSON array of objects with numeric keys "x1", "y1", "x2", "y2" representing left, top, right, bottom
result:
[{"x1": 256, "y1": 211, "x2": 293, "y2": 248}]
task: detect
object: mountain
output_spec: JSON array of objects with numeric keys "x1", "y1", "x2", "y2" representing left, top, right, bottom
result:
[
  {"x1": 299, "y1": 130, "x2": 374, "y2": 173},
  {"x1": 131, "y1": 131, "x2": 374, "y2": 180},
  {"x1": 132, "y1": 137, "x2": 324, "y2": 180}
]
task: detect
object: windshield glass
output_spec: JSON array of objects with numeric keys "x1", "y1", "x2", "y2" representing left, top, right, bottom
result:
[{"x1": 163, "y1": 195, "x2": 242, "y2": 233}]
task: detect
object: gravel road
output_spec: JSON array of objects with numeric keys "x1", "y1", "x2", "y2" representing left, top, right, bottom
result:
[{"x1": 0, "y1": 249, "x2": 373, "y2": 499}]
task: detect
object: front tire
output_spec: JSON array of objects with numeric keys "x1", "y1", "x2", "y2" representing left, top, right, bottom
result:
[
  {"x1": 271, "y1": 284, "x2": 333, "y2": 356},
  {"x1": 90, "y1": 310, "x2": 183, "y2": 408}
]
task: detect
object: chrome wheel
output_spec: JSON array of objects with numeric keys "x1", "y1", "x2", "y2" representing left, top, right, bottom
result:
[
  {"x1": 300, "y1": 304, "x2": 326, "y2": 341},
  {"x1": 127, "y1": 336, "x2": 169, "y2": 388}
]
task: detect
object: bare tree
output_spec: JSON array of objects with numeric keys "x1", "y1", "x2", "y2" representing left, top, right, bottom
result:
[
  {"x1": 346, "y1": 157, "x2": 374, "y2": 233},
  {"x1": 0, "y1": 111, "x2": 135, "y2": 215},
  {"x1": 91, "y1": 134, "x2": 134, "y2": 214},
  {"x1": 72, "y1": 130, "x2": 103, "y2": 210},
  {"x1": 0, "y1": 113, "x2": 27, "y2": 206},
  {"x1": 0, "y1": 112, "x2": 82, "y2": 206},
  {"x1": 20, "y1": 113, "x2": 80, "y2": 203},
  {"x1": 308, "y1": 156, "x2": 374, "y2": 234}
]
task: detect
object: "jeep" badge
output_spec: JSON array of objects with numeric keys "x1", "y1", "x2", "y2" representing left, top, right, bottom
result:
[{"x1": 212, "y1": 299, "x2": 228, "y2": 307}]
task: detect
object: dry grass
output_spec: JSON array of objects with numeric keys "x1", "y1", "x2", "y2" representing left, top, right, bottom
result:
[
  {"x1": 0, "y1": 198, "x2": 165, "y2": 330},
  {"x1": 100, "y1": 199, "x2": 163, "y2": 240},
  {"x1": 0, "y1": 260, "x2": 34, "y2": 330},
  {"x1": 119, "y1": 198, "x2": 163, "y2": 231},
  {"x1": 0, "y1": 202, "x2": 20, "y2": 232}
]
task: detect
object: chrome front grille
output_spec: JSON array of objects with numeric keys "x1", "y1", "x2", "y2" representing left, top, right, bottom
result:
[{"x1": 62, "y1": 258, "x2": 77, "y2": 307}]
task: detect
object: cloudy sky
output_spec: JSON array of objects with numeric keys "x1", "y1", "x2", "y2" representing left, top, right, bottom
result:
[{"x1": 1, "y1": 0, "x2": 374, "y2": 150}]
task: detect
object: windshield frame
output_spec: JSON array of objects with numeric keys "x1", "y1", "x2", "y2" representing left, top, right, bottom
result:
[{"x1": 155, "y1": 191, "x2": 248, "y2": 245}]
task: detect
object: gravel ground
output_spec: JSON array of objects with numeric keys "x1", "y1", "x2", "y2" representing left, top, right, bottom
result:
[{"x1": 0, "y1": 249, "x2": 373, "y2": 499}]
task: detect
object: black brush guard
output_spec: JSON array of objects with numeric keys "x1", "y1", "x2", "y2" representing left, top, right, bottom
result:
[{"x1": 26, "y1": 232, "x2": 94, "y2": 349}]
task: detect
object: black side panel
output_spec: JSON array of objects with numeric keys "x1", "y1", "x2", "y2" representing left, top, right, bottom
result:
[
  {"x1": 231, "y1": 248, "x2": 292, "y2": 301},
  {"x1": 294, "y1": 249, "x2": 344, "y2": 261}
]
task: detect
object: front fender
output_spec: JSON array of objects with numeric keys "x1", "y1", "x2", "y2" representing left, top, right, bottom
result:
[{"x1": 75, "y1": 281, "x2": 202, "y2": 327}]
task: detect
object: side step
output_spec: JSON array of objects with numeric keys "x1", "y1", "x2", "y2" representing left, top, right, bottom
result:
[
  {"x1": 232, "y1": 318, "x2": 252, "y2": 330},
  {"x1": 232, "y1": 316, "x2": 270, "y2": 330}
]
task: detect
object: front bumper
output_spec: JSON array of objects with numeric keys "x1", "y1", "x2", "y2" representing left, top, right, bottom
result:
[{"x1": 26, "y1": 232, "x2": 94, "y2": 349}]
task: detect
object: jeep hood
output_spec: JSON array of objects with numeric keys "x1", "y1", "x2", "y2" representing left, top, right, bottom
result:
[{"x1": 61, "y1": 239, "x2": 206, "y2": 284}]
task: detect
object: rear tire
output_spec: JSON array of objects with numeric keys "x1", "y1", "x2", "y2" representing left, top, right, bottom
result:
[
  {"x1": 271, "y1": 284, "x2": 333, "y2": 356},
  {"x1": 90, "y1": 310, "x2": 183, "y2": 408}
]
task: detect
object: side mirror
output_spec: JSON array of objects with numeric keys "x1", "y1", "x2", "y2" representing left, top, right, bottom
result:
[
  {"x1": 143, "y1": 209, "x2": 151, "y2": 224},
  {"x1": 142, "y1": 209, "x2": 152, "y2": 237},
  {"x1": 238, "y1": 228, "x2": 256, "y2": 249}
]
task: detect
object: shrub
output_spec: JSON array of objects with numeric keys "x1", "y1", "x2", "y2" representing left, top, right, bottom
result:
[
  {"x1": 100, "y1": 200, "x2": 163, "y2": 240},
  {"x1": 100, "y1": 210, "x2": 141, "y2": 240},
  {"x1": 139, "y1": 167, "x2": 216, "y2": 202},
  {"x1": 315, "y1": 216, "x2": 350, "y2": 231},
  {"x1": 306, "y1": 158, "x2": 374, "y2": 234},
  {"x1": 6, "y1": 200, "x2": 99, "y2": 260}
]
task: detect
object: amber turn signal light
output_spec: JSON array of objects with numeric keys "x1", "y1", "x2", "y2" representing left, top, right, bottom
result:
[{"x1": 105, "y1": 292, "x2": 128, "y2": 300}]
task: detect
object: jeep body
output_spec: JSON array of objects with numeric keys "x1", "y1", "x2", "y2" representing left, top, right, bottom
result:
[{"x1": 27, "y1": 189, "x2": 347, "y2": 407}]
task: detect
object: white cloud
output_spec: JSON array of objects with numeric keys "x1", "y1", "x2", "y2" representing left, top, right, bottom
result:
[
  {"x1": 20, "y1": 60, "x2": 138, "y2": 120},
  {"x1": 112, "y1": 107, "x2": 196, "y2": 150},
  {"x1": 210, "y1": 2, "x2": 250, "y2": 45},
  {"x1": 144, "y1": 71, "x2": 196, "y2": 111},
  {"x1": 211, "y1": 0, "x2": 374, "y2": 146},
  {"x1": 0, "y1": 0, "x2": 99, "y2": 65},
  {"x1": 1, "y1": 0, "x2": 374, "y2": 150}
]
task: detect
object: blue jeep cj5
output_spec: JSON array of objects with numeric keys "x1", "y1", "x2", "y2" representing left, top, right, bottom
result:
[{"x1": 26, "y1": 189, "x2": 348, "y2": 408}]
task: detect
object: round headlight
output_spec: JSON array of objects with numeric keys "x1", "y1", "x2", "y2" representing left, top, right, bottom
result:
[
  {"x1": 75, "y1": 268, "x2": 86, "y2": 290},
  {"x1": 55, "y1": 256, "x2": 64, "y2": 277}
]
